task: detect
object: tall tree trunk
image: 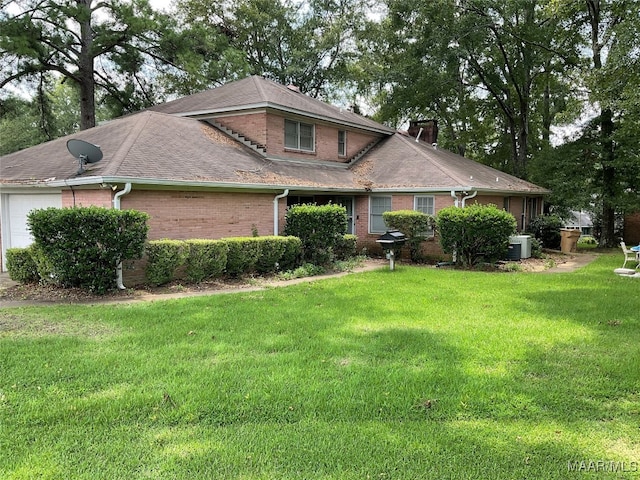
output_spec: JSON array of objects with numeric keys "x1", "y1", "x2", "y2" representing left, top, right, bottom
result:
[
  {"x1": 541, "y1": 68, "x2": 552, "y2": 145},
  {"x1": 587, "y1": 0, "x2": 616, "y2": 247},
  {"x1": 78, "y1": 0, "x2": 96, "y2": 130},
  {"x1": 600, "y1": 107, "x2": 617, "y2": 247}
]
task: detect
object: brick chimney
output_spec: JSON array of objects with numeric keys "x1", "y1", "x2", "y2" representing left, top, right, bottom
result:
[{"x1": 408, "y1": 119, "x2": 438, "y2": 145}]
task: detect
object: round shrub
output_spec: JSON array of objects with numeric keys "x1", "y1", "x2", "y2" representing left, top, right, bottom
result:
[
  {"x1": 526, "y1": 214, "x2": 562, "y2": 250},
  {"x1": 436, "y1": 203, "x2": 517, "y2": 267},
  {"x1": 5, "y1": 247, "x2": 39, "y2": 284}
]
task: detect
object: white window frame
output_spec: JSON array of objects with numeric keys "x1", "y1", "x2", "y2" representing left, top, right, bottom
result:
[
  {"x1": 369, "y1": 196, "x2": 392, "y2": 233},
  {"x1": 414, "y1": 195, "x2": 435, "y2": 237},
  {"x1": 285, "y1": 119, "x2": 315, "y2": 152},
  {"x1": 338, "y1": 130, "x2": 347, "y2": 157}
]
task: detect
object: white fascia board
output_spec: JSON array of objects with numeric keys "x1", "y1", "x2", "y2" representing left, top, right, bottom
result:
[
  {"x1": 175, "y1": 102, "x2": 395, "y2": 135},
  {"x1": 370, "y1": 186, "x2": 550, "y2": 195},
  {"x1": 42, "y1": 176, "x2": 365, "y2": 194}
]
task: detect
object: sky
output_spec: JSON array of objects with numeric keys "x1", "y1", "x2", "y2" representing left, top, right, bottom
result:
[{"x1": 149, "y1": 0, "x2": 176, "y2": 12}]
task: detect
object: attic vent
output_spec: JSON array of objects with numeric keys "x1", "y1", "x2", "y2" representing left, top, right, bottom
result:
[{"x1": 287, "y1": 84, "x2": 301, "y2": 93}]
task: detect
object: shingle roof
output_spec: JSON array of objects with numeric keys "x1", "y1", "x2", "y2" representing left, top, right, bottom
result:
[
  {"x1": 1, "y1": 75, "x2": 548, "y2": 195},
  {"x1": 0, "y1": 111, "x2": 355, "y2": 189},
  {"x1": 0, "y1": 110, "x2": 548, "y2": 195},
  {"x1": 360, "y1": 132, "x2": 549, "y2": 193},
  {"x1": 149, "y1": 75, "x2": 394, "y2": 134}
]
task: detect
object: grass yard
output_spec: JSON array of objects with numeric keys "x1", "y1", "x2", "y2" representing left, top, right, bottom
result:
[{"x1": 1, "y1": 253, "x2": 639, "y2": 479}]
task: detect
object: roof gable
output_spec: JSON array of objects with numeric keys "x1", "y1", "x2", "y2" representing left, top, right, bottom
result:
[{"x1": 150, "y1": 75, "x2": 394, "y2": 134}]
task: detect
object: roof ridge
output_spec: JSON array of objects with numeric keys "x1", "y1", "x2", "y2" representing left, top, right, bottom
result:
[
  {"x1": 252, "y1": 75, "x2": 268, "y2": 101},
  {"x1": 103, "y1": 111, "x2": 153, "y2": 175}
]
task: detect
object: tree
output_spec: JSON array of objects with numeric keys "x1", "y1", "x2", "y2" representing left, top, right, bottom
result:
[
  {"x1": 0, "y1": 0, "x2": 185, "y2": 129},
  {"x1": 0, "y1": 76, "x2": 110, "y2": 154},
  {"x1": 357, "y1": 0, "x2": 580, "y2": 178},
  {"x1": 531, "y1": 0, "x2": 640, "y2": 246},
  {"x1": 177, "y1": 0, "x2": 369, "y2": 98}
]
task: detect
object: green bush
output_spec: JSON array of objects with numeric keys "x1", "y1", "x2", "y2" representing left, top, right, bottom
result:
[
  {"x1": 27, "y1": 207, "x2": 149, "y2": 293},
  {"x1": 145, "y1": 240, "x2": 188, "y2": 286},
  {"x1": 253, "y1": 236, "x2": 286, "y2": 274},
  {"x1": 526, "y1": 214, "x2": 562, "y2": 250},
  {"x1": 334, "y1": 234, "x2": 358, "y2": 261},
  {"x1": 29, "y1": 244, "x2": 56, "y2": 285},
  {"x1": 530, "y1": 237, "x2": 543, "y2": 258},
  {"x1": 224, "y1": 237, "x2": 262, "y2": 276},
  {"x1": 577, "y1": 235, "x2": 598, "y2": 249},
  {"x1": 278, "y1": 262, "x2": 326, "y2": 280},
  {"x1": 5, "y1": 247, "x2": 39, "y2": 284},
  {"x1": 279, "y1": 236, "x2": 303, "y2": 271},
  {"x1": 436, "y1": 204, "x2": 517, "y2": 267},
  {"x1": 184, "y1": 239, "x2": 228, "y2": 282},
  {"x1": 284, "y1": 203, "x2": 347, "y2": 265},
  {"x1": 383, "y1": 210, "x2": 433, "y2": 262}
]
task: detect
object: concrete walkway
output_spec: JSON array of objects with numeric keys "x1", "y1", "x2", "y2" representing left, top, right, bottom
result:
[{"x1": 540, "y1": 252, "x2": 598, "y2": 273}]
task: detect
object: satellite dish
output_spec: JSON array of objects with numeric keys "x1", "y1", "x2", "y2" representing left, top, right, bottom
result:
[{"x1": 67, "y1": 139, "x2": 103, "y2": 175}]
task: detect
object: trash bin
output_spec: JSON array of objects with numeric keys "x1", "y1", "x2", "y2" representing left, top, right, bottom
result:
[{"x1": 560, "y1": 229, "x2": 581, "y2": 254}]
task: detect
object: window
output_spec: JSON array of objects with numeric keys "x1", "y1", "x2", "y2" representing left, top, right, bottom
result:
[
  {"x1": 285, "y1": 119, "x2": 315, "y2": 152},
  {"x1": 414, "y1": 195, "x2": 435, "y2": 236},
  {"x1": 338, "y1": 130, "x2": 346, "y2": 156},
  {"x1": 370, "y1": 196, "x2": 392, "y2": 233}
]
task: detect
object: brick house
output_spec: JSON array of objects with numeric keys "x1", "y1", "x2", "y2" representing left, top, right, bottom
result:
[{"x1": 0, "y1": 75, "x2": 549, "y2": 278}]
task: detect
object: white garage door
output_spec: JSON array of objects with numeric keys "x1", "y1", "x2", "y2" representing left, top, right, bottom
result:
[{"x1": 2, "y1": 193, "x2": 62, "y2": 270}]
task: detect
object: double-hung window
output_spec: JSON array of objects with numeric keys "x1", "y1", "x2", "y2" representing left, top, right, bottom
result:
[
  {"x1": 370, "y1": 196, "x2": 392, "y2": 233},
  {"x1": 414, "y1": 195, "x2": 435, "y2": 237},
  {"x1": 285, "y1": 119, "x2": 315, "y2": 152},
  {"x1": 338, "y1": 130, "x2": 346, "y2": 156}
]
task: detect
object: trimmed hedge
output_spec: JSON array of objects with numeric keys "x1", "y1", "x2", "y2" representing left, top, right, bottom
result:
[
  {"x1": 144, "y1": 236, "x2": 303, "y2": 285},
  {"x1": 254, "y1": 236, "x2": 287, "y2": 274},
  {"x1": 436, "y1": 204, "x2": 517, "y2": 267},
  {"x1": 334, "y1": 234, "x2": 358, "y2": 261},
  {"x1": 224, "y1": 237, "x2": 262, "y2": 277},
  {"x1": 145, "y1": 240, "x2": 188, "y2": 286},
  {"x1": 27, "y1": 206, "x2": 149, "y2": 293},
  {"x1": 184, "y1": 239, "x2": 228, "y2": 283},
  {"x1": 5, "y1": 247, "x2": 39, "y2": 284},
  {"x1": 283, "y1": 203, "x2": 347, "y2": 265}
]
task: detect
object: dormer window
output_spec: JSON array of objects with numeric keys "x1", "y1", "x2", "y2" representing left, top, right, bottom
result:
[
  {"x1": 338, "y1": 130, "x2": 346, "y2": 156},
  {"x1": 285, "y1": 119, "x2": 315, "y2": 152}
]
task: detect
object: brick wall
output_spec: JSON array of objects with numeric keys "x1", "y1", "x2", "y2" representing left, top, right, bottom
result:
[
  {"x1": 62, "y1": 188, "x2": 113, "y2": 208},
  {"x1": 216, "y1": 112, "x2": 268, "y2": 148},
  {"x1": 120, "y1": 189, "x2": 286, "y2": 285},
  {"x1": 121, "y1": 189, "x2": 284, "y2": 240},
  {"x1": 219, "y1": 111, "x2": 381, "y2": 163}
]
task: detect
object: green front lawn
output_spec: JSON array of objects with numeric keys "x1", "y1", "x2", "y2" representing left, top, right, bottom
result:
[{"x1": 1, "y1": 254, "x2": 639, "y2": 479}]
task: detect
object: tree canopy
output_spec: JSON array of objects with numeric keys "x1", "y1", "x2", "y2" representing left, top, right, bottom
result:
[{"x1": 1, "y1": 0, "x2": 639, "y2": 245}]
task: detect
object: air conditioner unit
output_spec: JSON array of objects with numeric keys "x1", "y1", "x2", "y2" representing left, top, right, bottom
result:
[{"x1": 509, "y1": 235, "x2": 532, "y2": 259}]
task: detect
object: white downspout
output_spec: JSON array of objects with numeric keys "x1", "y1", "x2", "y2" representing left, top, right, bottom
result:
[
  {"x1": 450, "y1": 190, "x2": 459, "y2": 208},
  {"x1": 461, "y1": 190, "x2": 477, "y2": 207},
  {"x1": 273, "y1": 189, "x2": 289, "y2": 235},
  {"x1": 113, "y1": 183, "x2": 132, "y2": 289}
]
